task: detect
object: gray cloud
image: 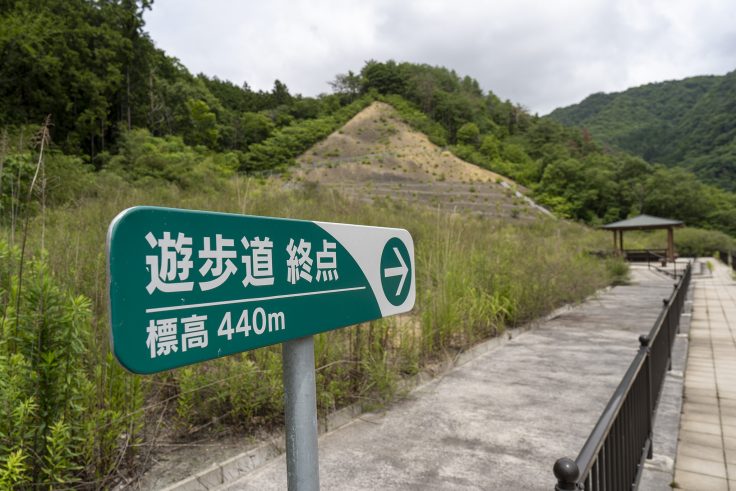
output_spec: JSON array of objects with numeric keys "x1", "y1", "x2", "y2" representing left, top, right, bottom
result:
[{"x1": 145, "y1": 0, "x2": 736, "y2": 114}]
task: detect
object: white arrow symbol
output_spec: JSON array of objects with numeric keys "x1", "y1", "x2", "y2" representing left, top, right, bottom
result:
[{"x1": 383, "y1": 247, "x2": 408, "y2": 296}]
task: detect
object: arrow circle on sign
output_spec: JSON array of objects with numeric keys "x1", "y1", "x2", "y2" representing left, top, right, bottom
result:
[
  {"x1": 379, "y1": 237, "x2": 412, "y2": 307},
  {"x1": 383, "y1": 247, "x2": 408, "y2": 296}
]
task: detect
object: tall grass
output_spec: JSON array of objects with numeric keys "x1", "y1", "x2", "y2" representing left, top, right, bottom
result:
[{"x1": 1, "y1": 165, "x2": 615, "y2": 486}]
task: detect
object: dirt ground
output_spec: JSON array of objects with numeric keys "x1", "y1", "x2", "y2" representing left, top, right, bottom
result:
[
  {"x1": 293, "y1": 101, "x2": 548, "y2": 221},
  {"x1": 128, "y1": 429, "x2": 277, "y2": 490}
]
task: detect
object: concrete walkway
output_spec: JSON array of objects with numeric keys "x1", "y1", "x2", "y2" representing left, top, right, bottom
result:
[
  {"x1": 675, "y1": 259, "x2": 736, "y2": 490},
  {"x1": 220, "y1": 266, "x2": 674, "y2": 490}
]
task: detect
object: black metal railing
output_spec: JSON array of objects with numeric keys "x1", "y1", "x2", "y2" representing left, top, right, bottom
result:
[{"x1": 554, "y1": 262, "x2": 692, "y2": 490}]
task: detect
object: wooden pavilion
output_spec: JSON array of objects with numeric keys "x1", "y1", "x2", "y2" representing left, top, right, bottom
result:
[{"x1": 601, "y1": 214, "x2": 684, "y2": 262}]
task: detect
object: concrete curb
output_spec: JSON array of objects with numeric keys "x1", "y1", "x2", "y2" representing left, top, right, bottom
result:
[
  {"x1": 157, "y1": 405, "x2": 371, "y2": 491},
  {"x1": 154, "y1": 290, "x2": 607, "y2": 491}
]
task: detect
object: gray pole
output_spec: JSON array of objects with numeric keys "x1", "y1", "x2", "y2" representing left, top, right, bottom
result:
[{"x1": 282, "y1": 335, "x2": 320, "y2": 491}]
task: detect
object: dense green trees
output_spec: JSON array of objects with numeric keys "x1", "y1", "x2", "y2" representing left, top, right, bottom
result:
[
  {"x1": 0, "y1": 0, "x2": 363, "y2": 162},
  {"x1": 549, "y1": 71, "x2": 736, "y2": 192},
  {"x1": 0, "y1": 0, "x2": 157, "y2": 155}
]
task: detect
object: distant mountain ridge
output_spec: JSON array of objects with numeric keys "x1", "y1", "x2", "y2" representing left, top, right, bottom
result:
[{"x1": 547, "y1": 71, "x2": 736, "y2": 191}]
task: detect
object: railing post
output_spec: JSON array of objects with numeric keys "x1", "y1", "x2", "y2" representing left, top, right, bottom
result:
[
  {"x1": 663, "y1": 298, "x2": 673, "y2": 371},
  {"x1": 639, "y1": 335, "x2": 654, "y2": 459},
  {"x1": 554, "y1": 457, "x2": 580, "y2": 491}
]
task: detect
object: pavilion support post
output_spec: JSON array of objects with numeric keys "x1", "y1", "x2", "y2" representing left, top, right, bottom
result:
[
  {"x1": 667, "y1": 227, "x2": 674, "y2": 262},
  {"x1": 619, "y1": 230, "x2": 624, "y2": 256},
  {"x1": 612, "y1": 230, "x2": 618, "y2": 255}
]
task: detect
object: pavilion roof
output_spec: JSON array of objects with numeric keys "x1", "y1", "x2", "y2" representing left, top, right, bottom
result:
[{"x1": 601, "y1": 214, "x2": 684, "y2": 231}]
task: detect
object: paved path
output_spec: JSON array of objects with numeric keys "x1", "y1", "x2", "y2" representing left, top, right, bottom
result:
[
  {"x1": 675, "y1": 259, "x2": 736, "y2": 490},
  {"x1": 223, "y1": 266, "x2": 673, "y2": 490}
]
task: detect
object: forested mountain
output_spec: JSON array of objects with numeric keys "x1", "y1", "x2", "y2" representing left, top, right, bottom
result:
[
  {"x1": 2, "y1": 0, "x2": 736, "y2": 236},
  {"x1": 548, "y1": 72, "x2": 736, "y2": 192}
]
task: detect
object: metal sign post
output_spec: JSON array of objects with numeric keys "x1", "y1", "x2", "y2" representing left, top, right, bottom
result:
[
  {"x1": 107, "y1": 206, "x2": 416, "y2": 488},
  {"x1": 282, "y1": 336, "x2": 319, "y2": 491}
]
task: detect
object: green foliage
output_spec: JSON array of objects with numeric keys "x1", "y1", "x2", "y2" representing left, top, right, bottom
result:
[
  {"x1": 456, "y1": 122, "x2": 480, "y2": 146},
  {"x1": 184, "y1": 99, "x2": 219, "y2": 147},
  {"x1": 0, "y1": 450, "x2": 29, "y2": 489},
  {"x1": 674, "y1": 228, "x2": 736, "y2": 257},
  {"x1": 5, "y1": 164, "x2": 619, "y2": 481},
  {"x1": 105, "y1": 128, "x2": 238, "y2": 188},
  {"x1": 548, "y1": 71, "x2": 736, "y2": 192},
  {"x1": 174, "y1": 349, "x2": 284, "y2": 430},
  {"x1": 640, "y1": 167, "x2": 710, "y2": 224},
  {"x1": 42, "y1": 419, "x2": 81, "y2": 486},
  {"x1": 361, "y1": 60, "x2": 407, "y2": 95},
  {"x1": 0, "y1": 0, "x2": 365, "y2": 158},
  {"x1": 154, "y1": 184, "x2": 613, "y2": 420},
  {"x1": 606, "y1": 226, "x2": 735, "y2": 259},
  {"x1": 379, "y1": 95, "x2": 448, "y2": 146},
  {"x1": 329, "y1": 71, "x2": 362, "y2": 102},
  {"x1": 240, "y1": 96, "x2": 373, "y2": 172},
  {"x1": 479, "y1": 134, "x2": 501, "y2": 160},
  {"x1": 0, "y1": 150, "x2": 96, "y2": 225},
  {"x1": 0, "y1": 0, "x2": 155, "y2": 155},
  {"x1": 3, "y1": 0, "x2": 734, "y2": 237},
  {"x1": 605, "y1": 257, "x2": 630, "y2": 285},
  {"x1": 240, "y1": 111, "x2": 275, "y2": 147},
  {"x1": 0, "y1": 243, "x2": 91, "y2": 486},
  {"x1": 2, "y1": 0, "x2": 735, "y2": 236}
]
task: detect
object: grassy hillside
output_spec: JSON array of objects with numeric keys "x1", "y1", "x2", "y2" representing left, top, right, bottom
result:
[{"x1": 548, "y1": 71, "x2": 736, "y2": 192}]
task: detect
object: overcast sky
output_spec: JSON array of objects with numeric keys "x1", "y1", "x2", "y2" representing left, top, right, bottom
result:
[{"x1": 145, "y1": 0, "x2": 736, "y2": 115}]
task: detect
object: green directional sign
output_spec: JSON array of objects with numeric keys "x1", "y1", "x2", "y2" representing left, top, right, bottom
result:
[{"x1": 107, "y1": 206, "x2": 415, "y2": 374}]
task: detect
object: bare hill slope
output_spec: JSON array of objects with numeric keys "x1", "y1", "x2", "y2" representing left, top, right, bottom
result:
[{"x1": 294, "y1": 102, "x2": 550, "y2": 220}]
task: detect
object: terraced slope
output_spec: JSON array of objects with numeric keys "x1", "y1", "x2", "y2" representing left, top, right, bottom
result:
[{"x1": 294, "y1": 102, "x2": 550, "y2": 220}]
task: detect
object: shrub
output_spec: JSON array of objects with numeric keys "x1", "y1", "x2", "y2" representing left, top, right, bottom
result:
[
  {"x1": 240, "y1": 96, "x2": 373, "y2": 172},
  {"x1": 105, "y1": 129, "x2": 238, "y2": 189},
  {"x1": 675, "y1": 227, "x2": 736, "y2": 257},
  {"x1": 0, "y1": 241, "x2": 143, "y2": 487},
  {"x1": 379, "y1": 95, "x2": 448, "y2": 146}
]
